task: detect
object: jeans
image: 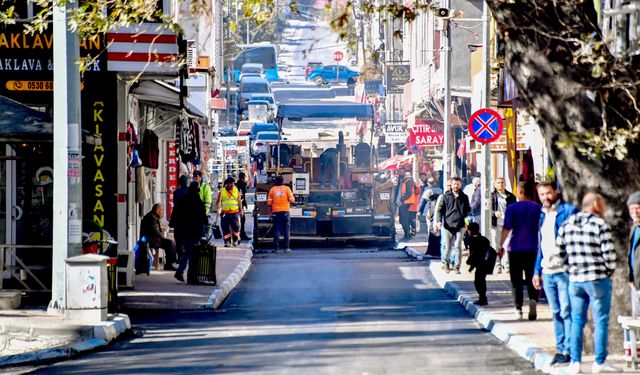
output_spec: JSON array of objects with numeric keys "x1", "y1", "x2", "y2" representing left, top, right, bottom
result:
[
  {"x1": 491, "y1": 226, "x2": 508, "y2": 269},
  {"x1": 508, "y1": 251, "x2": 539, "y2": 310},
  {"x1": 569, "y1": 277, "x2": 612, "y2": 364},
  {"x1": 272, "y1": 211, "x2": 290, "y2": 250},
  {"x1": 175, "y1": 236, "x2": 197, "y2": 276},
  {"x1": 542, "y1": 272, "x2": 571, "y2": 355},
  {"x1": 442, "y1": 227, "x2": 464, "y2": 268}
]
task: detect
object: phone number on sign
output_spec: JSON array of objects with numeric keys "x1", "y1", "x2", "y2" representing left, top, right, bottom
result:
[{"x1": 5, "y1": 80, "x2": 53, "y2": 91}]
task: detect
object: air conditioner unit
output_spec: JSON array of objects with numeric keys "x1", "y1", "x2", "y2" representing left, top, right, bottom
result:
[
  {"x1": 186, "y1": 40, "x2": 198, "y2": 69},
  {"x1": 434, "y1": 18, "x2": 445, "y2": 31}
]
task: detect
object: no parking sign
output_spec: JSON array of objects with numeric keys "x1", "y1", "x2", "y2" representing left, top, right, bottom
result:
[{"x1": 468, "y1": 108, "x2": 503, "y2": 144}]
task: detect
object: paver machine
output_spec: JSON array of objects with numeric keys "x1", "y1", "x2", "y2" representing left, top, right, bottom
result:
[{"x1": 252, "y1": 102, "x2": 396, "y2": 248}]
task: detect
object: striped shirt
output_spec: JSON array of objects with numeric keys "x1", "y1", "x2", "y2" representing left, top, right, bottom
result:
[{"x1": 556, "y1": 212, "x2": 616, "y2": 282}]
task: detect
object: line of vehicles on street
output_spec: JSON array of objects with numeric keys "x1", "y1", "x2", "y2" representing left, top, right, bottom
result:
[{"x1": 221, "y1": 43, "x2": 394, "y2": 248}]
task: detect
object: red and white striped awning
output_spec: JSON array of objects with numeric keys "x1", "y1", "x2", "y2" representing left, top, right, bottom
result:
[{"x1": 107, "y1": 23, "x2": 180, "y2": 74}]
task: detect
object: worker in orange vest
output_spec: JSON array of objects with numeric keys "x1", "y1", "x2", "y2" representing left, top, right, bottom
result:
[
  {"x1": 395, "y1": 167, "x2": 417, "y2": 241},
  {"x1": 267, "y1": 175, "x2": 295, "y2": 254}
]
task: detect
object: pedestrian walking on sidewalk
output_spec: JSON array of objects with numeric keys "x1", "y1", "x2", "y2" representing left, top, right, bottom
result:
[
  {"x1": 216, "y1": 177, "x2": 244, "y2": 247},
  {"x1": 395, "y1": 168, "x2": 417, "y2": 241},
  {"x1": 500, "y1": 185, "x2": 541, "y2": 320},
  {"x1": 466, "y1": 222, "x2": 495, "y2": 306},
  {"x1": 558, "y1": 192, "x2": 621, "y2": 374},
  {"x1": 418, "y1": 177, "x2": 443, "y2": 257},
  {"x1": 436, "y1": 177, "x2": 470, "y2": 274},
  {"x1": 237, "y1": 172, "x2": 251, "y2": 240},
  {"x1": 170, "y1": 175, "x2": 190, "y2": 261},
  {"x1": 491, "y1": 177, "x2": 516, "y2": 273},
  {"x1": 434, "y1": 179, "x2": 451, "y2": 265},
  {"x1": 268, "y1": 175, "x2": 295, "y2": 254},
  {"x1": 173, "y1": 181, "x2": 207, "y2": 283},
  {"x1": 532, "y1": 181, "x2": 577, "y2": 366},
  {"x1": 628, "y1": 191, "x2": 640, "y2": 316}
]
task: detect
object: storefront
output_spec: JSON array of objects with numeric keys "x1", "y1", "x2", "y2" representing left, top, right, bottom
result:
[{"x1": 0, "y1": 25, "x2": 118, "y2": 295}]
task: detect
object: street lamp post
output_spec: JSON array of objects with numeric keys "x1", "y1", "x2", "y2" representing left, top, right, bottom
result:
[{"x1": 49, "y1": 0, "x2": 83, "y2": 313}]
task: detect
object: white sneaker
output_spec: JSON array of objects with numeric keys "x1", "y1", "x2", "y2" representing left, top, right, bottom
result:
[
  {"x1": 592, "y1": 360, "x2": 623, "y2": 373},
  {"x1": 567, "y1": 361, "x2": 581, "y2": 375}
]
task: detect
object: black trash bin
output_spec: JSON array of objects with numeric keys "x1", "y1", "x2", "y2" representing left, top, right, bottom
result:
[
  {"x1": 107, "y1": 260, "x2": 119, "y2": 313},
  {"x1": 187, "y1": 242, "x2": 217, "y2": 285}
]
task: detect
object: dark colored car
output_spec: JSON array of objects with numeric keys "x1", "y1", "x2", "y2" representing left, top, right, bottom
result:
[
  {"x1": 304, "y1": 62, "x2": 323, "y2": 81},
  {"x1": 308, "y1": 65, "x2": 359, "y2": 85},
  {"x1": 249, "y1": 123, "x2": 279, "y2": 140},
  {"x1": 218, "y1": 126, "x2": 237, "y2": 137},
  {"x1": 238, "y1": 76, "x2": 272, "y2": 113}
]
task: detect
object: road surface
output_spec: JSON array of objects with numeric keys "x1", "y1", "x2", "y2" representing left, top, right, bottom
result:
[{"x1": 28, "y1": 249, "x2": 538, "y2": 374}]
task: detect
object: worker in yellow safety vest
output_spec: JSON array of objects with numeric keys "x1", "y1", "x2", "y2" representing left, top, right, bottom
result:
[{"x1": 216, "y1": 177, "x2": 244, "y2": 247}]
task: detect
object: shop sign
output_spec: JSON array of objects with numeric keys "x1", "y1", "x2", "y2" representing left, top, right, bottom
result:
[
  {"x1": 0, "y1": 24, "x2": 105, "y2": 103},
  {"x1": 386, "y1": 65, "x2": 410, "y2": 94},
  {"x1": 365, "y1": 79, "x2": 382, "y2": 94},
  {"x1": 405, "y1": 122, "x2": 444, "y2": 153},
  {"x1": 384, "y1": 122, "x2": 407, "y2": 143},
  {"x1": 166, "y1": 141, "x2": 178, "y2": 220}
]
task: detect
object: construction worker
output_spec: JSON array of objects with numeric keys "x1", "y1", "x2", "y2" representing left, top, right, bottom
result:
[
  {"x1": 268, "y1": 175, "x2": 295, "y2": 254},
  {"x1": 216, "y1": 177, "x2": 243, "y2": 247},
  {"x1": 193, "y1": 170, "x2": 213, "y2": 216}
]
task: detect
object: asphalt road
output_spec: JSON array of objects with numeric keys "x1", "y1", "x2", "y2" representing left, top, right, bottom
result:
[{"x1": 27, "y1": 249, "x2": 538, "y2": 374}]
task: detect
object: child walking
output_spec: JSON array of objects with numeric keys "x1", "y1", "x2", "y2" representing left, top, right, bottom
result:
[{"x1": 466, "y1": 222, "x2": 496, "y2": 306}]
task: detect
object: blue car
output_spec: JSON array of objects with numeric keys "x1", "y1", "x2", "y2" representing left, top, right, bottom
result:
[{"x1": 308, "y1": 65, "x2": 359, "y2": 85}]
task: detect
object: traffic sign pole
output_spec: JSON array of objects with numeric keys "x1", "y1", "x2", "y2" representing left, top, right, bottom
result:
[
  {"x1": 480, "y1": 2, "x2": 492, "y2": 239},
  {"x1": 333, "y1": 51, "x2": 343, "y2": 83},
  {"x1": 468, "y1": 106, "x2": 502, "y2": 236}
]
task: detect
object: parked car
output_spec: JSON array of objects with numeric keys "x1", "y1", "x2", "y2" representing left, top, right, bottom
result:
[
  {"x1": 237, "y1": 120, "x2": 256, "y2": 137},
  {"x1": 251, "y1": 131, "x2": 280, "y2": 156},
  {"x1": 238, "y1": 63, "x2": 264, "y2": 83},
  {"x1": 250, "y1": 93, "x2": 278, "y2": 115},
  {"x1": 218, "y1": 126, "x2": 237, "y2": 137},
  {"x1": 249, "y1": 122, "x2": 279, "y2": 141},
  {"x1": 238, "y1": 76, "x2": 271, "y2": 113},
  {"x1": 246, "y1": 99, "x2": 275, "y2": 123},
  {"x1": 308, "y1": 65, "x2": 359, "y2": 85},
  {"x1": 304, "y1": 62, "x2": 323, "y2": 81}
]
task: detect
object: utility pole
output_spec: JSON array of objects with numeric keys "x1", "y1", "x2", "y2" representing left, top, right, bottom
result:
[
  {"x1": 479, "y1": 2, "x2": 492, "y2": 237},
  {"x1": 49, "y1": 0, "x2": 83, "y2": 312},
  {"x1": 441, "y1": 0, "x2": 452, "y2": 185}
]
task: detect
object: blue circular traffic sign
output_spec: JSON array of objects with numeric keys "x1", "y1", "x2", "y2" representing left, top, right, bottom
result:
[{"x1": 468, "y1": 108, "x2": 503, "y2": 144}]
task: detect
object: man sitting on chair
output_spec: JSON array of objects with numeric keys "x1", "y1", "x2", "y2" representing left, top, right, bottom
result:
[{"x1": 140, "y1": 203, "x2": 177, "y2": 271}]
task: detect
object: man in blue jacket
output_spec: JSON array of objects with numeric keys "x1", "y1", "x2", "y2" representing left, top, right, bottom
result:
[{"x1": 532, "y1": 181, "x2": 578, "y2": 366}]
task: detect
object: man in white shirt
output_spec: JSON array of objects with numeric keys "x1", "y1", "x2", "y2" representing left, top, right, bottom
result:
[{"x1": 532, "y1": 181, "x2": 577, "y2": 367}]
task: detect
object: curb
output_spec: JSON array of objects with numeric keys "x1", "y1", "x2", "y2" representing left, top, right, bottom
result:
[
  {"x1": 206, "y1": 246, "x2": 253, "y2": 309},
  {"x1": 405, "y1": 247, "x2": 555, "y2": 374},
  {"x1": 0, "y1": 313, "x2": 130, "y2": 368}
]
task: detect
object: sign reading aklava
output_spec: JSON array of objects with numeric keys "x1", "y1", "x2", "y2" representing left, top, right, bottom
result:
[
  {"x1": 0, "y1": 25, "x2": 104, "y2": 103},
  {"x1": 0, "y1": 24, "x2": 119, "y2": 238}
]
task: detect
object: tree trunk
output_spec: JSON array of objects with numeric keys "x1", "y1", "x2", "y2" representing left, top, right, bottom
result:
[{"x1": 487, "y1": 0, "x2": 640, "y2": 354}]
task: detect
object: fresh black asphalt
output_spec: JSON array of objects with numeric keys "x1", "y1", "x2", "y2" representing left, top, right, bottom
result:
[{"x1": 27, "y1": 248, "x2": 538, "y2": 374}]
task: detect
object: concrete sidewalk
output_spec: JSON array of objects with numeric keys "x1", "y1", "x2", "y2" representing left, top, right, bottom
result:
[
  {"x1": 405, "y1": 238, "x2": 639, "y2": 374},
  {"x1": 0, "y1": 310, "x2": 130, "y2": 368},
  {"x1": 119, "y1": 244, "x2": 252, "y2": 310},
  {"x1": 1, "y1": 234, "x2": 254, "y2": 368}
]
